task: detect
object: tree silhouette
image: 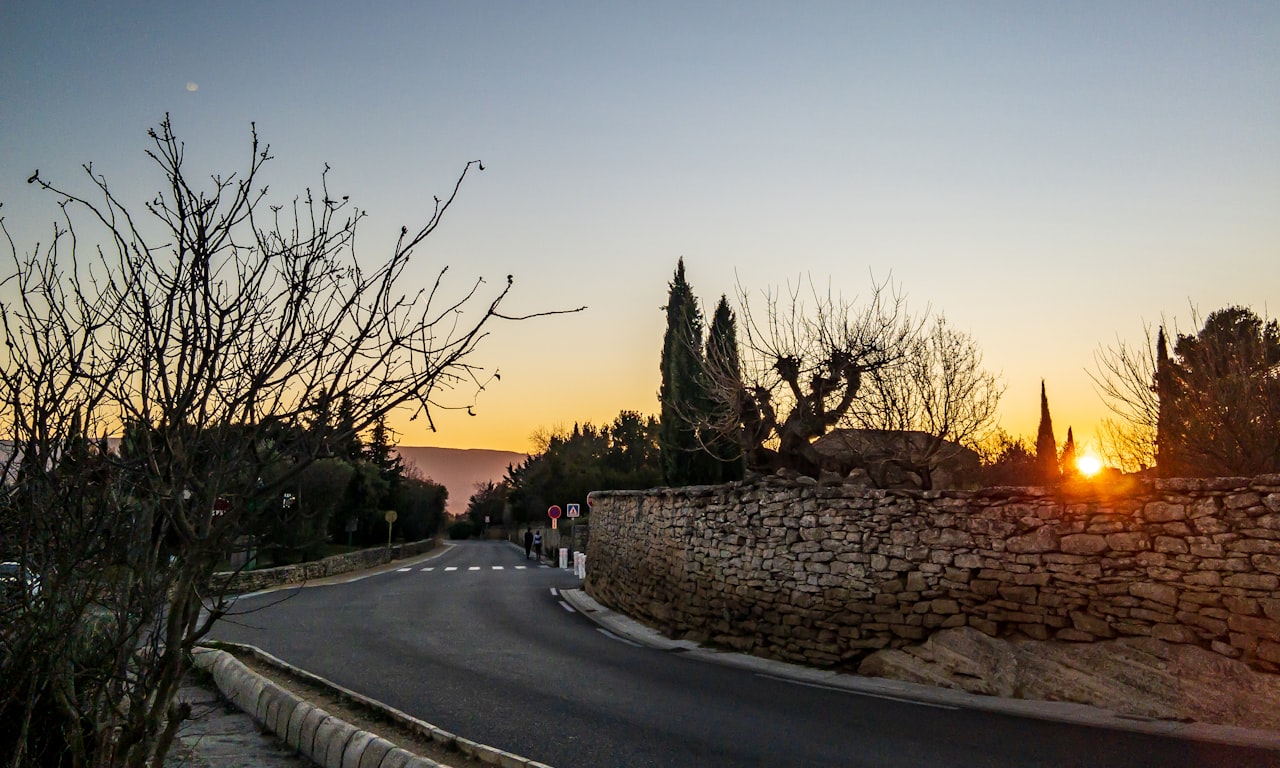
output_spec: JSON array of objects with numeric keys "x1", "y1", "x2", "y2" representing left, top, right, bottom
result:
[{"x1": 1035, "y1": 380, "x2": 1060, "y2": 484}]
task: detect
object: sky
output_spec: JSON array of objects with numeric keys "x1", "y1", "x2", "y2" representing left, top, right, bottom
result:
[{"x1": 1, "y1": 1, "x2": 1277, "y2": 456}]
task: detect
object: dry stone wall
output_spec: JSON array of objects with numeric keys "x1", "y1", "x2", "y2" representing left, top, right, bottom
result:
[
  {"x1": 585, "y1": 474, "x2": 1280, "y2": 671},
  {"x1": 212, "y1": 539, "x2": 436, "y2": 593}
]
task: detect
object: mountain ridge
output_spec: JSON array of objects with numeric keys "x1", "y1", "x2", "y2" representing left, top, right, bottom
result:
[{"x1": 394, "y1": 446, "x2": 528, "y2": 514}]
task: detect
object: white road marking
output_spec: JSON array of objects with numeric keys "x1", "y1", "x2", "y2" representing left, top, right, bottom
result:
[
  {"x1": 468, "y1": 566, "x2": 481, "y2": 571},
  {"x1": 445, "y1": 567, "x2": 458, "y2": 572},
  {"x1": 559, "y1": 601, "x2": 576, "y2": 613},
  {"x1": 492, "y1": 566, "x2": 504, "y2": 570},
  {"x1": 515, "y1": 566, "x2": 527, "y2": 570},
  {"x1": 397, "y1": 568, "x2": 411, "y2": 572},
  {"x1": 550, "y1": 588, "x2": 558, "y2": 597},
  {"x1": 597, "y1": 629, "x2": 641, "y2": 647},
  {"x1": 421, "y1": 567, "x2": 434, "y2": 572},
  {"x1": 754, "y1": 674, "x2": 959, "y2": 710}
]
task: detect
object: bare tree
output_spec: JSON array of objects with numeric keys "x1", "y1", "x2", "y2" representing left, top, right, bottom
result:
[
  {"x1": 846, "y1": 314, "x2": 1002, "y2": 488},
  {"x1": 699, "y1": 277, "x2": 918, "y2": 478},
  {"x1": 1090, "y1": 324, "x2": 1162, "y2": 473},
  {"x1": 0, "y1": 116, "x2": 577, "y2": 767},
  {"x1": 1092, "y1": 306, "x2": 1280, "y2": 477}
]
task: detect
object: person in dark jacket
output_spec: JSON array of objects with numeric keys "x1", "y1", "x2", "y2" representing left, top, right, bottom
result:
[{"x1": 523, "y1": 527, "x2": 533, "y2": 559}]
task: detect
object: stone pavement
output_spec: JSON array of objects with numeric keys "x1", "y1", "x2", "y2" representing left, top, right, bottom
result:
[{"x1": 165, "y1": 676, "x2": 312, "y2": 768}]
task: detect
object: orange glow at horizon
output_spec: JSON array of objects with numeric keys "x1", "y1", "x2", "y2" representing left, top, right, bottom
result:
[{"x1": 1076, "y1": 454, "x2": 1104, "y2": 478}]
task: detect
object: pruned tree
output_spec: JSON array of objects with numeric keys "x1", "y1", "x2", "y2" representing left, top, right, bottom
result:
[
  {"x1": 845, "y1": 314, "x2": 1002, "y2": 488},
  {"x1": 699, "y1": 277, "x2": 918, "y2": 478},
  {"x1": 0, "y1": 115, "x2": 577, "y2": 767}
]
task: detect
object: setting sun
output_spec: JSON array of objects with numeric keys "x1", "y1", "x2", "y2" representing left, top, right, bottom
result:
[{"x1": 1076, "y1": 454, "x2": 1104, "y2": 478}]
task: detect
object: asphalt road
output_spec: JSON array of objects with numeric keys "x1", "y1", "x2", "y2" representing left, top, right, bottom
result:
[{"x1": 211, "y1": 540, "x2": 1277, "y2": 768}]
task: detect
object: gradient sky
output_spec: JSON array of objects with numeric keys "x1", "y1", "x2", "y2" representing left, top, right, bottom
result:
[{"x1": 2, "y1": 2, "x2": 1277, "y2": 456}]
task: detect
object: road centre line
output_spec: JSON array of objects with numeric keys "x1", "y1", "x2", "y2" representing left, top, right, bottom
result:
[
  {"x1": 754, "y1": 674, "x2": 959, "y2": 710},
  {"x1": 445, "y1": 567, "x2": 457, "y2": 571}
]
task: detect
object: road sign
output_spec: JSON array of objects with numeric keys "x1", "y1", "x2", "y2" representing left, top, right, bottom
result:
[
  {"x1": 548, "y1": 505, "x2": 562, "y2": 519},
  {"x1": 566, "y1": 503, "x2": 580, "y2": 518}
]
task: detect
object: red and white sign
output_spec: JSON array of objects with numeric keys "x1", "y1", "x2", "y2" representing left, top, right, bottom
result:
[{"x1": 547, "y1": 505, "x2": 562, "y2": 519}]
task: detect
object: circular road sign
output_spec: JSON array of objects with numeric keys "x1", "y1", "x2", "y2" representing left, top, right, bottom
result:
[{"x1": 548, "y1": 505, "x2": 562, "y2": 519}]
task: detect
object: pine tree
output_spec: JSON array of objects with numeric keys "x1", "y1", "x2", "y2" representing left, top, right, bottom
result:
[
  {"x1": 705, "y1": 294, "x2": 745, "y2": 482},
  {"x1": 365, "y1": 415, "x2": 405, "y2": 488},
  {"x1": 1035, "y1": 380, "x2": 1060, "y2": 484},
  {"x1": 658, "y1": 259, "x2": 712, "y2": 486}
]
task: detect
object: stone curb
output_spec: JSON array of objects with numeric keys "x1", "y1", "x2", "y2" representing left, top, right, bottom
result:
[
  {"x1": 192, "y1": 644, "x2": 554, "y2": 768},
  {"x1": 560, "y1": 588, "x2": 1280, "y2": 753}
]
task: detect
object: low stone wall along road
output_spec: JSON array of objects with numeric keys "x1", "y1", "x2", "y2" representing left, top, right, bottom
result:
[{"x1": 208, "y1": 540, "x2": 1277, "y2": 768}]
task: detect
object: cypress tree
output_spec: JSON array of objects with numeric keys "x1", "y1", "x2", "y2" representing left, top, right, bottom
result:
[
  {"x1": 1060, "y1": 426, "x2": 1076, "y2": 478},
  {"x1": 658, "y1": 259, "x2": 710, "y2": 486},
  {"x1": 1154, "y1": 326, "x2": 1180, "y2": 477},
  {"x1": 705, "y1": 294, "x2": 745, "y2": 482},
  {"x1": 1035, "y1": 380, "x2": 1060, "y2": 484}
]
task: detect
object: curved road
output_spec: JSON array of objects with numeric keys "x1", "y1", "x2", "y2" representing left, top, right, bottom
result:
[{"x1": 212, "y1": 540, "x2": 1275, "y2": 768}]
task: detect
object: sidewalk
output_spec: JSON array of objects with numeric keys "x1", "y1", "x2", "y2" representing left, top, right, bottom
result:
[{"x1": 166, "y1": 675, "x2": 312, "y2": 768}]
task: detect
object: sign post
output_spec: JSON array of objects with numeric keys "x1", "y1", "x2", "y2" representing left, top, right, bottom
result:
[{"x1": 384, "y1": 509, "x2": 398, "y2": 550}]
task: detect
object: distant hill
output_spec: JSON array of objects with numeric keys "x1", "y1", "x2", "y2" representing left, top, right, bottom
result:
[{"x1": 394, "y1": 446, "x2": 528, "y2": 515}]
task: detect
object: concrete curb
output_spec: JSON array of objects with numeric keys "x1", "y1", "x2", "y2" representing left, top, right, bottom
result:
[
  {"x1": 559, "y1": 588, "x2": 1280, "y2": 753},
  {"x1": 192, "y1": 644, "x2": 554, "y2": 768}
]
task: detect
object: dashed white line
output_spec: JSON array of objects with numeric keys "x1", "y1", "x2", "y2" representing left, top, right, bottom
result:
[
  {"x1": 597, "y1": 628, "x2": 641, "y2": 647},
  {"x1": 492, "y1": 566, "x2": 505, "y2": 570},
  {"x1": 515, "y1": 566, "x2": 527, "y2": 570},
  {"x1": 397, "y1": 568, "x2": 411, "y2": 572},
  {"x1": 468, "y1": 566, "x2": 481, "y2": 571},
  {"x1": 445, "y1": 567, "x2": 458, "y2": 572},
  {"x1": 421, "y1": 567, "x2": 434, "y2": 572}
]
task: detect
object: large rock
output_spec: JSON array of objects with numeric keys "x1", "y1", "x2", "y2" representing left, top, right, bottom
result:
[{"x1": 858, "y1": 628, "x2": 1280, "y2": 730}]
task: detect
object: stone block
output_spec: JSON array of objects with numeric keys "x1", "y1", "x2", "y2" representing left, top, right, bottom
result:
[
  {"x1": 1061, "y1": 534, "x2": 1108, "y2": 555},
  {"x1": 1129, "y1": 582, "x2": 1179, "y2": 606},
  {"x1": 1225, "y1": 573, "x2": 1280, "y2": 590},
  {"x1": 1006, "y1": 527, "x2": 1060, "y2": 553},
  {"x1": 1070, "y1": 611, "x2": 1114, "y2": 637},
  {"x1": 1150, "y1": 624, "x2": 1199, "y2": 644},
  {"x1": 1143, "y1": 502, "x2": 1186, "y2": 522},
  {"x1": 1228, "y1": 614, "x2": 1280, "y2": 643},
  {"x1": 1105, "y1": 532, "x2": 1151, "y2": 552}
]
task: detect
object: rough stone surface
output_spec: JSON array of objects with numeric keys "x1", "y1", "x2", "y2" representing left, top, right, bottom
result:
[
  {"x1": 858, "y1": 627, "x2": 1280, "y2": 731},
  {"x1": 586, "y1": 474, "x2": 1280, "y2": 671},
  {"x1": 212, "y1": 539, "x2": 435, "y2": 593}
]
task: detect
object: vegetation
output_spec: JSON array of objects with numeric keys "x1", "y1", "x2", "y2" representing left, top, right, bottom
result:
[
  {"x1": 0, "y1": 116, "x2": 566, "y2": 766},
  {"x1": 1035, "y1": 381, "x2": 1060, "y2": 484},
  {"x1": 1094, "y1": 305, "x2": 1279, "y2": 476},
  {"x1": 503, "y1": 411, "x2": 661, "y2": 523},
  {"x1": 658, "y1": 259, "x2": 719, "y2": 485}
]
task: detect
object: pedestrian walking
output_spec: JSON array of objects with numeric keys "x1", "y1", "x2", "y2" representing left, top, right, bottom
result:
[
  {"x1": 532, "y1": 531, "x2": 543, "y2": 561},
  {"x1": 523, "y1": 527, "x2": 533, "y2": 559}
]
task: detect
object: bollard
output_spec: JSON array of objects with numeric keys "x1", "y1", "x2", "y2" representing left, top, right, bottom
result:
[
  {"x1": 559, "y1": 547, "x2": 568, "y2": 569},
  {"x1": 574, "y1": 552, "x2": 586, "y2": 579}
]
